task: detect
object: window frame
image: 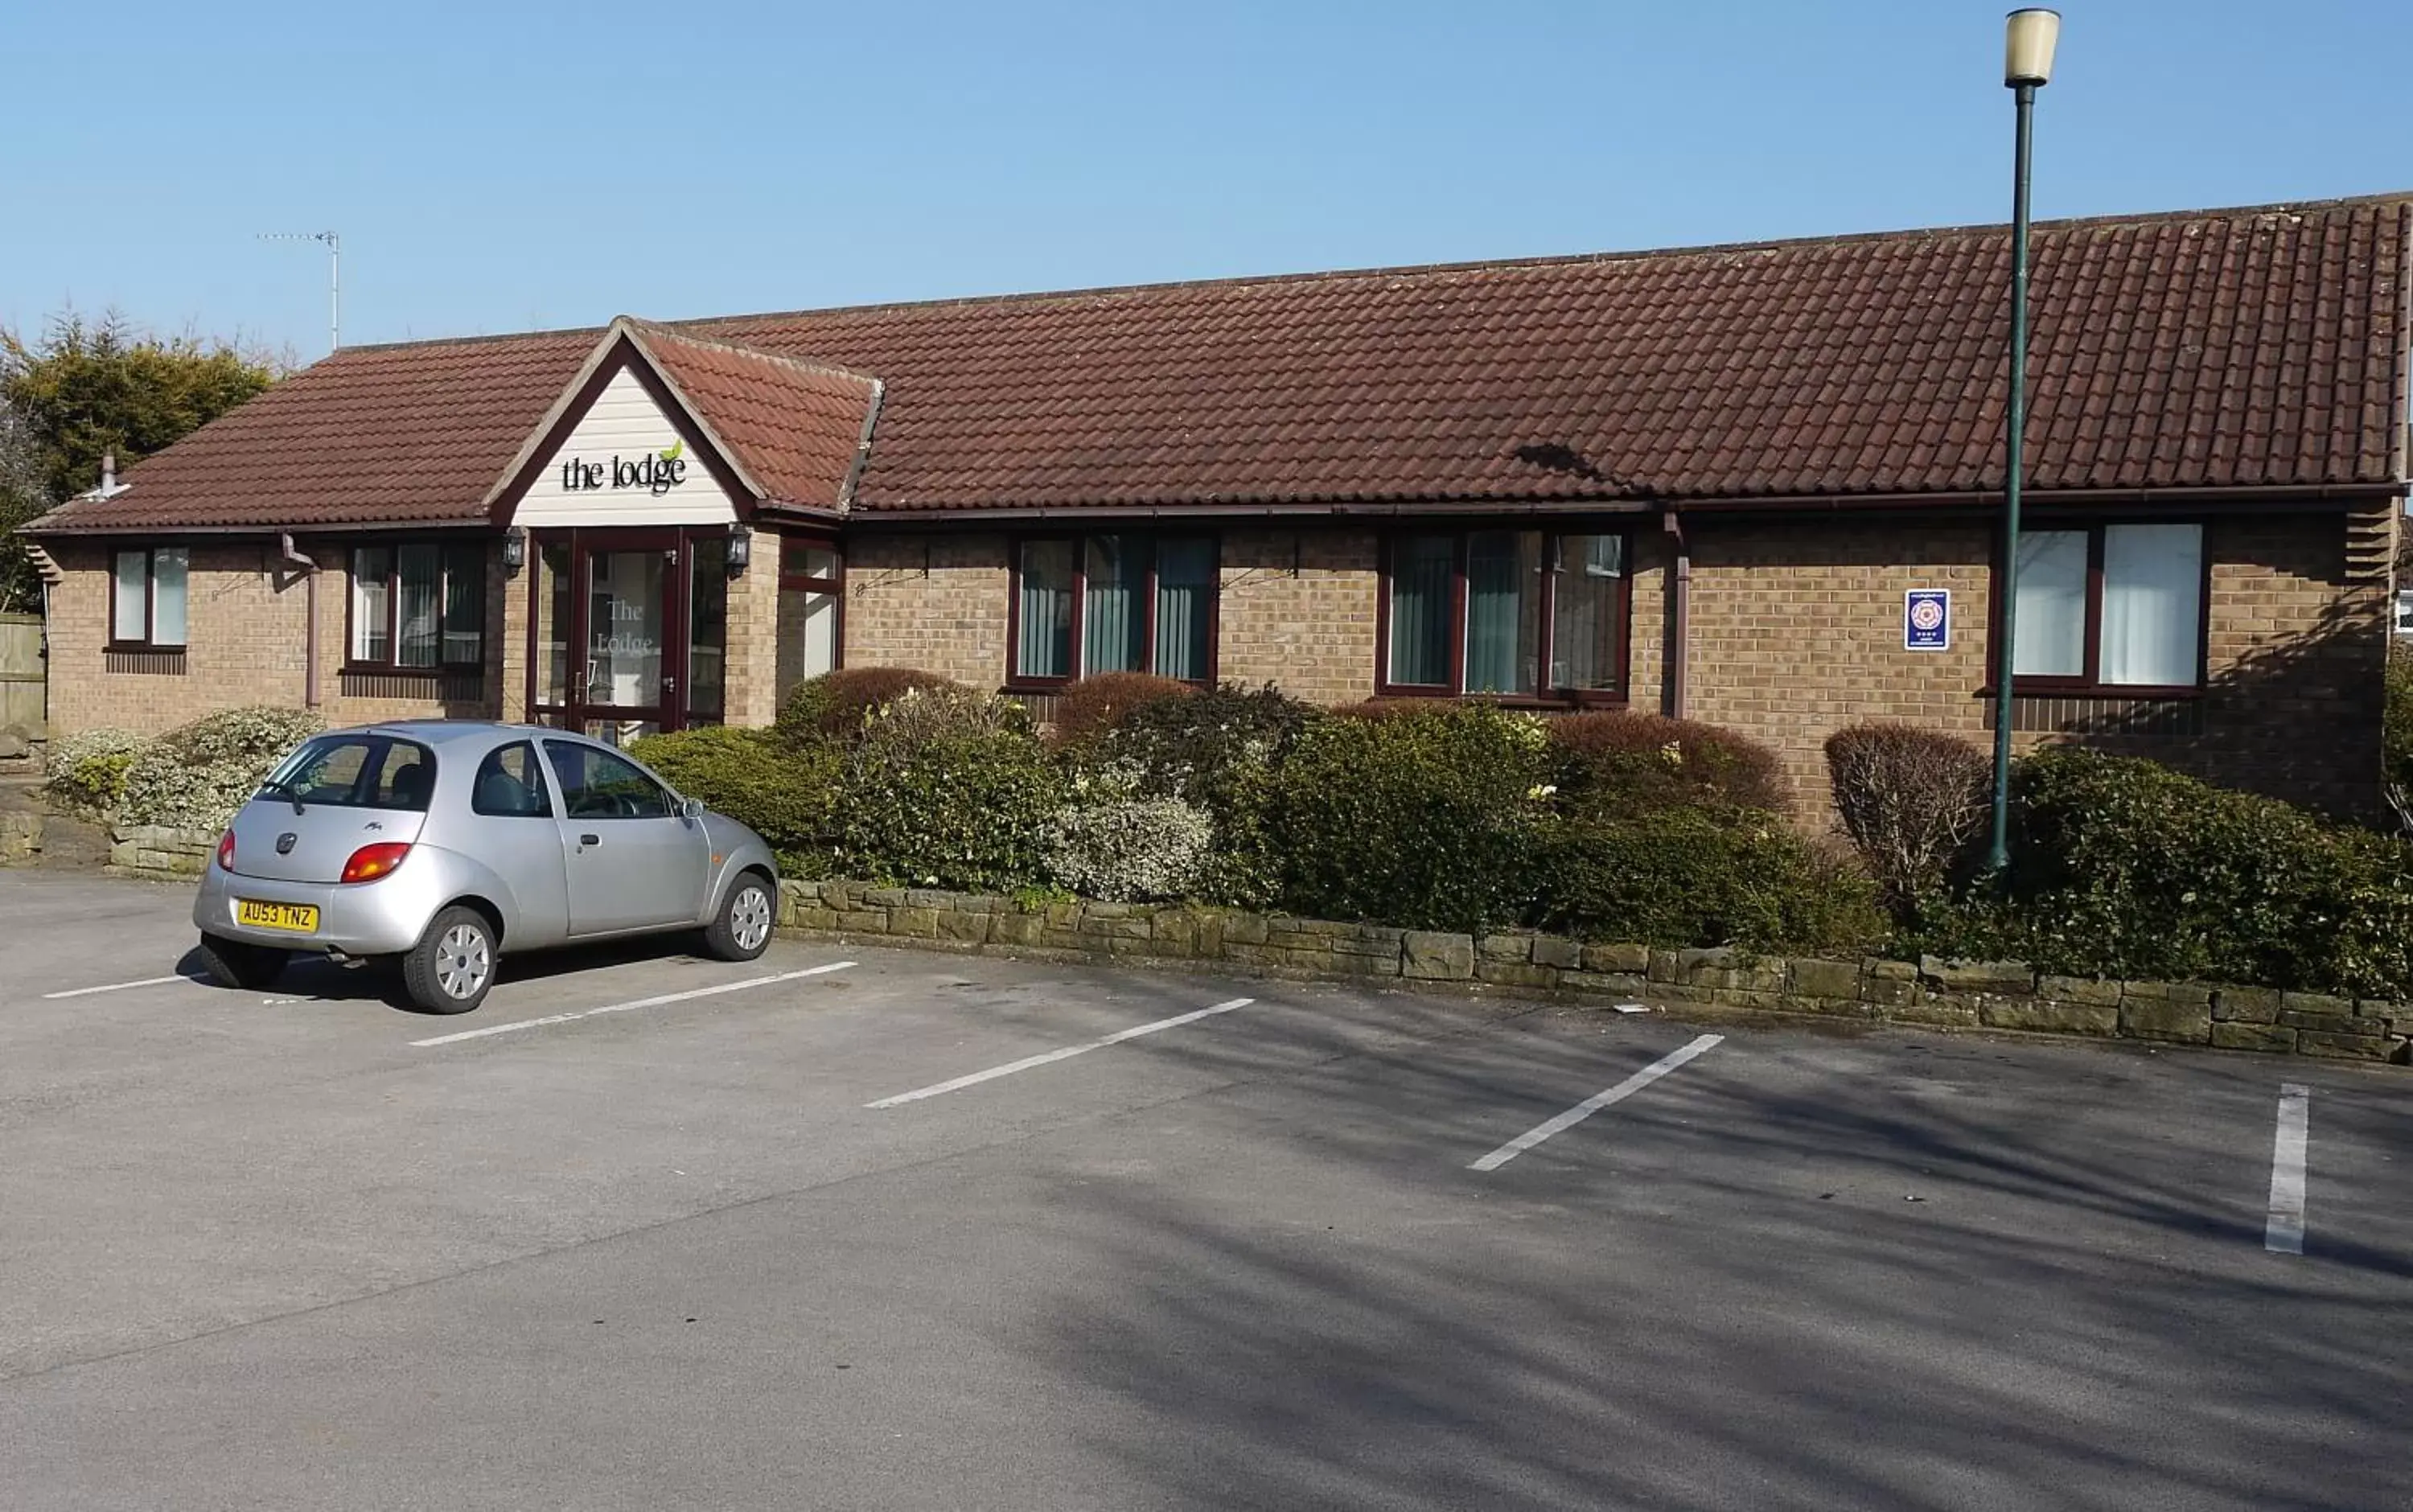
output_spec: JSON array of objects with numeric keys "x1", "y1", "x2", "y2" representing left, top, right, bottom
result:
[
  {"x1": 1991, "y1": 518, "x2": 2211, "y2": 697},
  {"x1": 777, "y1": 532, "x2": 846, "y2": 676},
  {"x1": 105, "y1": 545, "x2": 189, "y2": 651},
  {"x1": 1003, "y1": 532, "x2": 1221, "y2": 690},
  {"x1": 1373, "y1": 527, "x2": 1634, "y2": 705},
  {"x1": 343, "y1": 539, "x2": 487, "y2": 673}
]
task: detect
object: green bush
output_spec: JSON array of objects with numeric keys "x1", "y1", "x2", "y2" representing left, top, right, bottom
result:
[
  {"x1": 120, "y1": 706, "x2": 323, "y2": 830},
  {"x1": 836, "y1": 691, "x2": 1066, "y2": 891},
  {"x1": 775, "y1": 667, "x2": 964, "y2": 742},
  {"x1": 1535, "y1": 807, "x2": 1889, "y2": 953},
  {"x1": 628, "y1": 725, "x2": 840, "y2": 869},
  {"x1": 1549, "y1": 710, "x2": 1789, "y2": 817},
  {"x1": 44, "y1": 726, "x2": 148, "y2": 818},
  {"x1": 1048, "y1": 672, "x2": 1195, "y2": 746},
  {"x1": 1099, "y1": 682, "x2": 1324, "y2": 907},
  {"x1": 1267, "y1": 702, "x2": 1553, "y2": 934},
  {"x1": 2386, "y1": 645, "x2": 2413, "y2": 825},
  {"x1": 1985, "y1": 748, "x2": 2413, "y2": 996}
]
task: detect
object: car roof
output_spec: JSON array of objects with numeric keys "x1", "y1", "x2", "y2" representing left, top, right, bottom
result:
[{"x1": 335, "y1": 720, "x2": 553, "y2": 749}]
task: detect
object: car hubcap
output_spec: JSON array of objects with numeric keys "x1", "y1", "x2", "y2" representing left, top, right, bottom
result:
[
  {"x1": 733, "y1": 886, "x2": 771, "y2": 951},
  {"x1": 435, "y1": 923, "x2": 491, "y2": 999}
]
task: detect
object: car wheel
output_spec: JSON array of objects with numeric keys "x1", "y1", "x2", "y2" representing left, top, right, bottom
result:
[
  {"x1": 196, "y1": 934, "x2": 290, "y2": 990},
  {"x1": 402, "y1": 906, "x2": 498, "y2": 1015},
  {"x1": 704, "y1": 872, "x2": 775, "y2": 962}
]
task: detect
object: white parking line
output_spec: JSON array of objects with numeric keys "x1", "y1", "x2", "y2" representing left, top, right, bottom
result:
[
  {"x1": 41, "y1": 973, "x2": 208, "y2": 1000},
  {"x1": 1469, "y1": 1033, "x2": 1724, "y2": 1172},
  {"x1": 412, "y1": 962, "x2": 857, "y2": 1046},
  {"x1": 2265, "y1": 1083, "x2": 2311, "y2": 1255},
  {"x1": 867, "y1": 997, "x2": 1256, "y2": 1108}
]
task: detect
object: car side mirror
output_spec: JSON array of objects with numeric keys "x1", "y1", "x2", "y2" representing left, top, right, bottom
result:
[{"x1": 680, "y1": 796, "x2": 706, "y2": 821}]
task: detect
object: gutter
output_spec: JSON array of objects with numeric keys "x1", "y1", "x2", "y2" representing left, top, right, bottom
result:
[
  {"x1": 278, "y1": 534, "x2": 321, "y2": 709},
  {"x1": 1662, "y1": 511, "x2": 1690, "y2": 721}
]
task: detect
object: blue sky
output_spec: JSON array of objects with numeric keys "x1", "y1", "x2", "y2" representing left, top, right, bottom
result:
[{"x1": 6, "y1": 0, "x2": 2407, "y2": 361}]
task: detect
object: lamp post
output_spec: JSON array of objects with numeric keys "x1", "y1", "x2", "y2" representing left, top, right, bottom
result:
[{"x1": 1986, "y1": 7, "x2": 2061, "y2": 875}]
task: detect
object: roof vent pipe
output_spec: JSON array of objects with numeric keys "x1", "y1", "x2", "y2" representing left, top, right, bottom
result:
[
  {"x1": 279, "y1": 534, "x2": 321, "y2": 708},
  {"x1": 100, "y1": 452, "x2": 115, "y2": 495}
]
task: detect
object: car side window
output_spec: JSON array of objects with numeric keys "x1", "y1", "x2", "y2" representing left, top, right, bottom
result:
[
  {"x1": 542, "y1": 740, "x2": 671, "y2": 820},
  {"x1": 471, "y1": 742, "x2": 553, "y2": 818}
]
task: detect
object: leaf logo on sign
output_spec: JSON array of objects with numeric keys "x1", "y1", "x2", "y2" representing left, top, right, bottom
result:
[{"x1": 660, "y1": 439, "x2": 684, "y2": 462}]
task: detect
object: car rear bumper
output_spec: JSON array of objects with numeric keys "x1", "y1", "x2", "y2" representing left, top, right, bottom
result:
[{"x1": 191, "y1": 863, "x2": 438, "y2": 956}]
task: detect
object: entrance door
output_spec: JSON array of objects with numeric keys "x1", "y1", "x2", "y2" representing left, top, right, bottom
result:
[{"x1": 528, "y1": 528, "x2": 727, "y2": 742}]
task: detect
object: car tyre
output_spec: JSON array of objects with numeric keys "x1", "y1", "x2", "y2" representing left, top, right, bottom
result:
[
  {"x1": 401, "y1": 906, "x2": 498, "y2": 1015},
  {"x1": 704, "y1": 871, "x2": 775, "y2": 962},
  {"x1": 196, "y1": 934, "x2": 290, "y2": 990}
]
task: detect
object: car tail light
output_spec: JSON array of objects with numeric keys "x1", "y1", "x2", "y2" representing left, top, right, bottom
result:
[
  {"x1": 216, "y1": 830, "x2": 236, "y2": 873},
  {"x1": 339, "y1": 842, "x2": 412, "y2": 885}
]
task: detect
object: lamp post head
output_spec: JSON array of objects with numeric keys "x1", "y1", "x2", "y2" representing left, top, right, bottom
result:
[{"x1": 2005, "y1": 8, "x2": 2061, "y2": 87}]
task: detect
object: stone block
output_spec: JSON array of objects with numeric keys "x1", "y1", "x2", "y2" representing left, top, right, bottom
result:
[
  {"x1": 1864, "y1": 959, "x2": 1918, "y2": 981},
  {"x1": 863, "y1": 886, "x2": 908, "y2": 908},
  {"x1": 2353, "y1": 1000, "x2": 2403, "y2": 1029},
  {"x1": 1919, "y1": 956, "x2": 2036, "y2": 995},
  {"x1": 1885, "y1": 997, "x2": 1982, "y2": 1029},
  {"x1": 2279, "y1": 991, "x2": 2353, "y2": 1017},
  {"x1": 2211, "y1": 986, "x2": 2284, "y2": 1024},
  {"x1": 936, "y1": 911, "x2": 993, "y2": 945},
  {"x1": 1476, "y1": 960, "x2": 1557, "y2": 990},
  {"x1": 1559, "y1": 971, "x2": 1646, "y2": 996},
  {"x1": 1477, "y1": 933, "x2": 1532, "y2": 963},
  {"x1": 1788, "y1": 958, "x2": 1862, "y2": 1001},
  {"x1": 890, "y1": 906, "x2": 939, "y2": 938},
  {"x1": 2294, "y1": 1031, "x2": 2409, "y2": 1063},
  {"x1": 0, "y1": 729, "x2": 27, "y2": 760},
  {"x1": 1979, "y1": 999, "x2": 2119, "y2": 1036},
  {"x1": 1708, "y1": 988, "x2": 1782, "y2": 1011},
  {"x1": 1646, "y1": 950, "x2": 1682, "y2": 984},
  {"x1": 1531, "y1": 936, "x2": 1583, "y2": 971},
  {"x1": 1223, "y1": 913, "x2": 1269, "y2": 947},
  {"x1": 1402, "y1": 931, "x2": 1475, "y2": 982},
  {"x1": 1334, "y1": 948, "x2": 1399, "y2": 978},
  {"x1": 2119, "y1": 998, "x2": 2212, "y2": 1044},
  {"x1": 904, "y1": 889, "x2": 950, "y2": 909},
  {"x1": 1084, "y1": 902, "x2": 1137, "y2": 919},
  {"x1": 836, "y1": 910, "x2": 889, "y2": 934},
  {"x1": 1150, "y1": 910, "x2": 1199, "y2": 956},
  {"x1": 1860, "y1": 973, "x2": 1918, "y2": 1009},
  {"x1": 2210, "y1": 1022, "x2": 2298, "y2": 1054},
  {"x1": 1266, "y1": 929, "x2": 1327, "y2": 951},
  {"x1": 1781, "y1": 995, "x2": 1876, "y2": 1020},
  {"x1": 1076, "y1": 916, "x2": 1150, "y2": 942},
  {"x1": 2277, "y1": 1009, "x2": 2378, "y2": 1037},
  {"x1": 993, "y1": 912, "x2": 1046, "y2": 947},
  {"x1": 1581, "y1": 943, "x2": 1650, "y2": 974},
  {"x1": 2037, "y1": 975, "x2": 2122, "y2": 1007}
]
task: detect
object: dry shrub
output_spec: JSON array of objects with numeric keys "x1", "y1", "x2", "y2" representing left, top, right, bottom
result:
[
  {"x1": 1823, "y1": 722, "x2": 1990, "y2": 907},
  {"x1": 1551, "y1": 710, "x2": 1788, "y2": 816},
  {"x1": 776, "y1": 667, "x2": 964, "y2": 742},
  {"x1": 1049, "y1": 672, "x2": 1195, "y2": 746}
]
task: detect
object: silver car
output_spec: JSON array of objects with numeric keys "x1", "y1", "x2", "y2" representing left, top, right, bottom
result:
[{"x1": 191, "y1": 721, "x2": 781, "y2": 1015}]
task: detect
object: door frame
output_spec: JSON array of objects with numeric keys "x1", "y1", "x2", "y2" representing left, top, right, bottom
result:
[{"x1": 525, "y1": 526, "x2": 713, "y2": 736}]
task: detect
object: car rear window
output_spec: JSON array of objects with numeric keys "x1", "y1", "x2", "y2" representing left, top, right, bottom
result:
[{"x1": 268, "y1": 735, "x2": 438, "y2": 811}]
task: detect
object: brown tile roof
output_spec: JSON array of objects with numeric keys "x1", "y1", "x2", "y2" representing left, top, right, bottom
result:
[
  {"x1": 31, "y1": 194, "x2": 2412, "y2": 534},
  {"x1": 618, "y1": 323, "x2": 878, "y2": 512}
]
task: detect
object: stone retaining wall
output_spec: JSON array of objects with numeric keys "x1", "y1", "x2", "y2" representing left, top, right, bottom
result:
[
  {"x1": 0, "y1": 811, "x2": 39, "y2": 864},
  {"x1": 109, "y1": 824, "x2": 216, "y2": 880},
  {"x1": 775, "y1": 879, "x2": 2412, "y2": 1067}
]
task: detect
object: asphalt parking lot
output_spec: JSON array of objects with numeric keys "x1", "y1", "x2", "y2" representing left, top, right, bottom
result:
[{"x1": 2, "y1": 869, "x2": 2407, "y2": 1511}]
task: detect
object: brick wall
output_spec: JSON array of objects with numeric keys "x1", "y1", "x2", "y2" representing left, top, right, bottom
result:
[
  {"x1": 47, "y1": 540, "x2": 501, "y2": 738},
  {"x1": 842, "y1": 532, "x2": 1011, "y2": 688},
  {"x1": 1215, "y1": 528, "x2": 1379, "y2": 705}
]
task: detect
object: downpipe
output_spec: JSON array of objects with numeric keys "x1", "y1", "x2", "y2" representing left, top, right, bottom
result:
[{"x1": 279, "y1": 534, "x2": 320, "y2": 709}]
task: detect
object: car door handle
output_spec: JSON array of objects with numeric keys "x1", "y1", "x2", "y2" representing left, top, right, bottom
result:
[{"x1": 579, "y1": 833, "x2": 601, "y2": 848}]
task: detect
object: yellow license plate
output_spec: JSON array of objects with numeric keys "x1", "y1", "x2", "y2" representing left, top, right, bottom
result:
[{"x1": 235, "y1": 900, "x2": 320, "y2": 933}]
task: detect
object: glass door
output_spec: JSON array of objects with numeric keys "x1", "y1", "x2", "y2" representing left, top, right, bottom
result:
[{"x1": 527, "y1": 528, "x2": 693, "y2": 743}]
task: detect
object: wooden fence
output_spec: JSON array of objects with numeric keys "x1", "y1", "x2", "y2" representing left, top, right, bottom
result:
[{"x1": 0, "y1": 614, "x2": 44, "y2": 733}]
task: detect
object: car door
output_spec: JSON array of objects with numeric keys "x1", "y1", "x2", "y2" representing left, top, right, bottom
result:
[
  {"x1": 465, "y1": 741, "x2": 573, "y2": 948},
  {"x1": 539, "y1": 738, "x2": 709, "y2": 936}
]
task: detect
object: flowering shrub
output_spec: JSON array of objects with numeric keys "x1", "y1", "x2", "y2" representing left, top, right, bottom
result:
[
  {"x1": 1043, "y1": 765, "x2": 1215, "y2": 901},
  {"x1": 44, "y1": 726, "x2": 149, "y2": 818},
  {"x1": 119, "y1": 706, "x2": 323, "y2": 830},
  {"x1": 1098, "y1": 683, "x2": 1324, "y2": 906}
]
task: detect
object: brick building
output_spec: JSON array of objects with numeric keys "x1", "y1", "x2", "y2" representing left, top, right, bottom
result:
[{"x1": 24, "y1": 195, "x2": 2413, "y2": 816}]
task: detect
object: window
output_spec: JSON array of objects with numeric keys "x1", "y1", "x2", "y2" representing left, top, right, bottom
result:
[
  {"x1": 1380, "y1": 529, "x2": 1628, "y2": 699},
  {"x1": 470, "y1": 742, "x2": 553, "y2": 818},
  {"x1": 2393, "y1": 589, "x2": 2413, "y2": 638},
  {"x1": 350, "y1": 542, "x2": 485, "y2": 669},
  {"x1": 269, "y1": 734, "x2": 438, "y2": 811},
  {"x1": 776, "y1": 537, "x2": 842, "y2": 705},
  {"x1": 1009, "y1": 535, "x2": 1217, "y2": 685},
  {"x1": 543, "y1": 739, "x2": 672, "y2": 820},
  {"x1": 2007, "y1": 523, "x2": 2204, "y2": 690},
  {"x1": 109, "y1": 547, "x2": 188, "y2": 649}
]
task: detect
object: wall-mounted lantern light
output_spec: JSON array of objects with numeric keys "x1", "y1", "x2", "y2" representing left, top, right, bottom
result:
[
  {"x1": 726, "y1": 522, "x2": 753, "y2": 576},
  {"x1": 501, "y1": 525, "x2": 528, "y2": 575}
]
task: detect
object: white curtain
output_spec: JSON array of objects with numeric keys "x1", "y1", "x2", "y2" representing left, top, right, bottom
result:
[
  {"x1": 113, "y1": 552, "x2": 147, "y2": 643},
  {"x1": 2012, "y1": 531, "x2": 2087, "y2": 677},
  {"x1": 151, "y1": 549, "x2": 187, "y2": 646},
  {"x1": 2101, "y1": 524, "x2": 2202, "y2": 686}
]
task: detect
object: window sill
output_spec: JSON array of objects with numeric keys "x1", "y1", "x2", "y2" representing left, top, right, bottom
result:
[
  {"x1": 1979, "y1": 684, "x2": 2205, "y2": 701},
  {"x1": 105, "y1": 642, "x2": 186, "y2": 655},
  {"x1": 1373, "y1": 686, "x2": 1630, "y2": 709}
]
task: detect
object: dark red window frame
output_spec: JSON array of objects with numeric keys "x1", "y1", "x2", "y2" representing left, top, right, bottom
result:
[
  {"x1": 1373, "y1": 527, "x2": 1633, "y2": 705},
  {"x1": 777, "y1": 532, "x2": 847, "y2": 675},
  {"x1": 105, "y1": 544, "x2": 189, "y2": 651},
  {"x1": 1988, "y1": 519, "x2": 2211, "y2": 698},
  {"x1": 343, "y1": 540, "x2": 487, "y2": 674},
  {"x1": 1005, "y1": 532, "x2": 1220, "y2": 689}
]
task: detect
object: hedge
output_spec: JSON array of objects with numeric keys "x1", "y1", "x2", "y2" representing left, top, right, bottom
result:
[{"x1": 627, "y1": 725, "x2": 840, "y2": 870}]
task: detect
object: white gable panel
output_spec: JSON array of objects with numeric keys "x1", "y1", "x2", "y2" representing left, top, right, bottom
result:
[{"x1": 512, "y1": 368, "x2": 740, "y2": 527}]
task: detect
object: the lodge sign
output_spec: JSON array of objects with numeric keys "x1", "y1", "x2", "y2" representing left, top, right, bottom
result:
[{"x1": 560, "y1": 439, "x2": 689, "y2": 496}]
